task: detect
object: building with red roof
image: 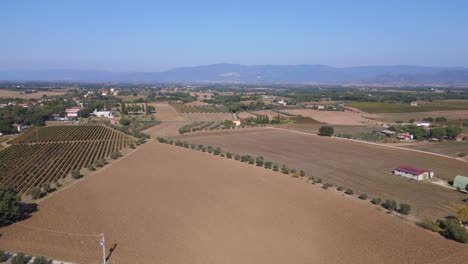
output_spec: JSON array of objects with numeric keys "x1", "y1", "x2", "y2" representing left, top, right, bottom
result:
[{"x1": 394, "y1": 165, "x2": 434, "y2": 181}]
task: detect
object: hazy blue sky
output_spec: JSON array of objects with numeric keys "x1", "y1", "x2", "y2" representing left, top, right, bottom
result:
[{"x1": 2, "y1": 0, "x2": 468, "y2": 71}]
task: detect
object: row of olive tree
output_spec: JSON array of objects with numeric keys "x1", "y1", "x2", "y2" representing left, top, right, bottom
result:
[
  {"x1": 156, "y1": 137, "x2": 306, "y2": 178},
  {"x1": 307, "y1": 176, "x2": 412, "y2": 215}
]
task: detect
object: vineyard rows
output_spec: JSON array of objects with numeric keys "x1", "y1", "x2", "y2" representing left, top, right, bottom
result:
[{"x1": 0, "y1": 125, "x2": 135, "y2": 195}]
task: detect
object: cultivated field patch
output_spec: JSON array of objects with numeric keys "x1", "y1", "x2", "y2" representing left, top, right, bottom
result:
[
  {"x1": 177, "y1": 128, "x2": 468, "y2": 219},
  {"x1": 0, "y1": 89, "x2": 67, "y2": 99},
  {"x1": 0, "y1": 141, "x2": 466, "y2": 263},
  {"x1": 282, "y1": 109, "x2": 376, "y2": 125},
  {"x1": 0, "y1": 125, "x2": 134, "y2": 195},
  {"x1": 348, "y1": 100, "x2": 468, "y2": 113}
]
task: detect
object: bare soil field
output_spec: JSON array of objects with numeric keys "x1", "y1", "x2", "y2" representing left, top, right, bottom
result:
[
  {"x1": 397, "y1": 141, "x2": 468, "y2": 159},
  {"x1": 282, "y1": 109, "x2": 378, "y2": 125},
  {"x1": 271, "y1": 123, "x2": 377, "y2": 135},
  {"x1": 0, "y1": 90, "x2": 67, "y2": 99},
  {"x1": 144, "y1": 103, "x2": 232, "y2": 137},
  {"x1": 237, "y1": 111, "x2": 257, "y2": 119},
  {"x1": 0, "y1": 141, "x2": 466, "y2": 264},
  {"x1": 377, "y1": 110, "x2": 468, "y2": 122},
  {"x1": 177, "y1": 128, "x2": 468, "y2": 219}
]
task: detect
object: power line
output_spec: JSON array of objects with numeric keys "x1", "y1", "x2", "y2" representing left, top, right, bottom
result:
[{"x1": 0, "y1": 217, "x2": 102, "y2": 237}]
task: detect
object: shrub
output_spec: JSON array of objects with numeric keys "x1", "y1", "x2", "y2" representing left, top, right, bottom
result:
[
  {"x1": 32, "y1": 256, "x2": 48, "y2": 264},
  {"x1": 457, "y1": 152, "x2": 467, "y2": 157},
  {"x1": 226, "y1": 152, "x2": 232, "y2": 159},
  {"x1": 87, "y1": 164, "x2": 95, "y2": 171},
  {"x1": 344, "y1": 188, "x2": 354, "y2": 195},
  {"x1": 281, "y1": 164, "x2": 289, "y2": 174},
  {"x1": 110, "y1": 152, "x2": 119, "y2": 159},
  {"x1": 255, "y1": 156, "x2": 264, "y2": 167},
  {"x1": 201, "y1": 146, "x2": 206, "y2": 152},
  {"x1": 300, "y1": 170, "x2": 305, "y2": 177},
  {"x1": 399, "y1": 203, "x2": 411, "y2": 215},
  {"x1": 337, "y1": 186, "x2": 344, "y2": 191},
  {"x1": 71, "y1": 170, "x2": 82, "y2": 179},
  {"x1": 198, "y1": 144, "x2": 204, "y2": 150},
  {"x1": 183, "y1": 142, "x2": 189, "y2": 148},
  {"x1": 273, "y1": 163, "x2": 279, "y2": 171},
  {"x1": 382, "y1": 200, "x2": 398, "y2": 212},
  {"x1": 220, "y1": 153, "x2": 225, "y2": 157},
  {"x1": 190, "y1": 144, "x2": 196, "y2": 150},
  {"x1": 440, "y1": 218, "x2": 468, "y2": 243},
  {"x1": 0, "y1": 250, "x2": 8, "y2": 262},
  {"x1": 119, "y1": 118, "x2": 130, "y2": 126},
  {"x1": 207, "y1": 146, "x2": 213, "y2": 153},
  {"x1": 29, "y1": 187, "x2": 42, "y2": 200},
  {"x1": 315, "y1": 178, "x2": 322, "y2": 183},
  {"x1": 213, "y1": 147, "x2": 221, "y2": 155},
  {"x1": 371, "y1": 197, "x2": 381, "y2": 205},
  {"x1": 319, "y1": 126, "x2": 334, "y2": 136},
  {"x1": 248, "y1": 157, "x2": 255, "y2": 165},
  {"x1": 358, "y1": 193, "x2": 368, "y2": 200},
  {"x1": 322, "y1": 184, "x2": 329, "y2": 189},
  {"x1": 41, "y1": 182, "x2": 51, "y2": 193},
  {"x1": 322, "y1": 183, "x2": 332, "y2": 189},
  {"x1": 264, "y1": 161, "x2": 272, "y2": 169},
  {"x1": 234, "y1": 154, "x2": 240, "y2": 160},
  {"x1": 94, "y1": 160, "x2": 103, "y2": 168},
  {"x1": 55, "y1": 181, "x2": 62, "y2": 188},
  {"x1": 11, "y1": 253, "x2": 28, "y2": 264},
  {"x1": 0, "y1": 186, "x2": 21, "y2": 222},
  {"x1": 420, "y1": 219, "x2": 442, "y2": 233},
  {"x1": 129, "y1": 143, "x2": 135, "y2": 149}
]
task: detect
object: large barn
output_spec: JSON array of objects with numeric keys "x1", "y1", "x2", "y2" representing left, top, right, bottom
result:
[{"x1": 394, "y1": 165, "x2": 434, "y2": 181}]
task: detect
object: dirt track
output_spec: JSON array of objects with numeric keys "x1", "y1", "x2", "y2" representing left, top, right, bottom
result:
[
  {"x1": 0, "y1": 141, "x2": 467, "y2": 264},
  {"x1": 177, "y1": 128, "x2": 468, "y2": 219}
]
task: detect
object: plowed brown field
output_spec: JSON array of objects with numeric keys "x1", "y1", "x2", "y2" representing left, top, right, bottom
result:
[
  {"x1": 1, "y1": 141, "x2": 467, "y2": 263},
  {"x1": 177, "y1": 128, "x2": 468, "y2": 219}
]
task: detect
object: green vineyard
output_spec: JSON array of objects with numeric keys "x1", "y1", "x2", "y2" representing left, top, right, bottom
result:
[{"x1": 0, "y1": 125, "x2": 135, "y2": 195}]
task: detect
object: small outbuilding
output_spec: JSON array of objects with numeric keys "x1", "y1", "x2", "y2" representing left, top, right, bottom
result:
[
  {"x1": 394, "y1": 165, "x2": 434, "y2": 181},
  {"x1": 453, "y1": 175, "x2": 468, "y2": 190}
]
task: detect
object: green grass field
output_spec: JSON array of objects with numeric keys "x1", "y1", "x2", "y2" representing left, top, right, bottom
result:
[{"x1": 347, "y1": 100, "x2": 468, "y2": 113}]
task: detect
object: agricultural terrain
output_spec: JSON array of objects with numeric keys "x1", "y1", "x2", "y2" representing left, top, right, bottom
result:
[
  {"x1": 0, "y1": 125, "x2": 134, "y2": 195},
  {"x1": 143, "y1": 103, "x2": 232, "y2": 137},
  {"x1": 282, "y1": 108, "x2": 378, "y2": 125},
  {"x1": 0, "y1": 89, "x2": 67, "y2": 99},
  {"x1": 176, "y1": 128, "x2": 468, "y2": 219},
  {"x1": 348, "y1": 100, "x2": 468, "y2": 113},
  {"x1": 0, "y1": 141, "x2": 466, "y2": 264}
]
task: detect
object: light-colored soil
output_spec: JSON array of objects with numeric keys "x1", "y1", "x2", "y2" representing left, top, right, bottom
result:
[
  {"x1": 237, "y1": 111, "x2": 256, "y2": 119},
  {"x1": 271, "y1": 123, "x2": 377, "y2": 135},
  {"x1": 398, "y1": 141, "x2": 468, "y2": 159},
  {"x1": 282, "y1": 109, "x2": 378, "y2": 125},
  {"x1": 144, "y1": 103, "x2": 232, "y2": 137},
  {"x1": 0, "y1": 90, "x2": 67, "y2": 99},
  {"x1": 0, "y1": 141, "x2": 466, "y2": 264},
  {"x1": 184, "y1": 101, "x2": 210, "y2": 107},
  {"x1": 377, "y1": 110, "x2": 468, "y2": 122},
  {"x1": 176, "y1": 128, "x2": 468, "y2": 219}
]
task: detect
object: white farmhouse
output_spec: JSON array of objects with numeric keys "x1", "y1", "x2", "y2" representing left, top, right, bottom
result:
[
  {"x1": 92, "y1": 110, "x2": 114, "y2": 118},
  {"x1": 394, "y1": 165, "x2": 434, "y2": 181}
]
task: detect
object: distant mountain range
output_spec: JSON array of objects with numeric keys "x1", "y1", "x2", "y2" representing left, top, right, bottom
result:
[{"x1": 1, "y1": 63, "x2": 468, "y2": 85}]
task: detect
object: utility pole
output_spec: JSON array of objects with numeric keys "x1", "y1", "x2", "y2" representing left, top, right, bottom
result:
[{"x1": 100, "y1": 234, "x2": 106, "y2": 264}]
